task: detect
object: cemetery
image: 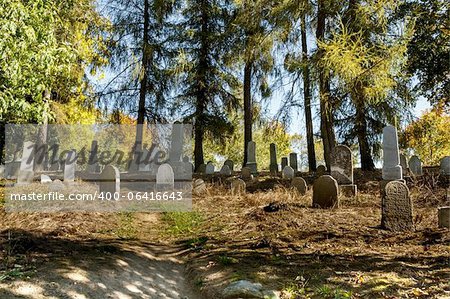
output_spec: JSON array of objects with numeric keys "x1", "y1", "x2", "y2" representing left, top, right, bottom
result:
[{"x1": 1, "y1": 0, "x2": 449, "y2": 298}]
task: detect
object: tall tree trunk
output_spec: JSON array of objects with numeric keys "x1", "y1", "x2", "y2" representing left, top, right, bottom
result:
[
  {"x1": 316, "y1": 0, "x2": 336, "y2": 171},
  {"x1": 135, "y1": 0, "x2": 150, "y2": 155},
  {"x1": 243, "y1": 61, "x2": 252, "y2": 167},
  {"x1": 301, "y1": 15, "x2": 316, "y2": 172},
  {"x1": 194, "y1": 0, "x2": 208, "y2": 170},
  {"x1": 354, "y1": 86, "x2": 375, "y2": 170},
  {"x1": 34, "y1": 90, "x2": 50, "y2": 172}
]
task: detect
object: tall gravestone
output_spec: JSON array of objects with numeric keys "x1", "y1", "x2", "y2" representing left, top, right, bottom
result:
[
  {"x1": 381, "y1": 181, "x2": 413, "y2": 231},
  {"x1": 246, "y1": 141, "x2": 258, "y2": 174},
  {"x1": 64, "y1": 150, "x2": 77, "y2": 183},
  {"x1": 156, "y1": 163, "x2": 175, "y2": 191},
  {"x1": 331, "y1": 145, "x2": 357, "y2": 196},
  {"x1": 99, "y1": 165, "x2": 120, "y2": 194},
  {"x1": 382, "y1": 126, "x2": 403, "y2": 181},
  {"x1": 17, "y1": 141, "x2": 35, "y2": 185},
  {"x1": 289, "y1": 153, "x2": 298, "y2": 173},
  {"x1": 281, "y1": 157, "x2": 288, "y2": 170},
  {"x1": 409, "y1": 155, "x2": 423, "y2": 176},
  {"x1": 269, "y1": 143, "x2": 278, "y2": 175},
  {"x1": 312, "y1": 175, "x2": 339, "y2": 208}
]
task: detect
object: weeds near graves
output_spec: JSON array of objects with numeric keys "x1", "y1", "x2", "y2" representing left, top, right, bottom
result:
[
  {"x1": 161, "y1": 211, "x2": 203, "y2": 236},
  {"x1": 116, "y1": 212, "x2": 137, "y2": 239}
]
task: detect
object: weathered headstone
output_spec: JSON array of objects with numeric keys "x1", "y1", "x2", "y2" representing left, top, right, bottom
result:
[
  {"x1": 231, "y1": 178, "x2": 246, "y2": 195},
  {"x1": 316, "y1": 165, "x2": 326, "y2": 176},
  {"x1": 220, "y1": 165, "x2": 232, "y2": 176},
  {"x1": 291, "y1": 177, "x2": 307, "y2": 195},
  {"x1": 289, "y1": 153, "x2": 298, "y2": 173},
  {"x1": 99, "y1": 165, "x2": 120, "y2": 194},
  {"x1": 382, "y1": 126, "x2": 403, "y2": 180},
  {"x1": 193, "y1": 178, "x2": 207, "y2": 195},
  {"x1": 156, "y1": 163, "x2": 174, "y2": 191},
  {"x1": 224, "y1": 159, "x2": 234, "y2": 172},
  {"x1": 269, "y1": 143, "x2": 278, "y2": 175},
  {"x1": 205, "y1": 162, "x2": 215, "y2": 174},
  {"x1": 438, "y1": 207, "x2": 450, "y2": 229},
  {"x1": 399, "y1": 154, "x2": 408, "y2": 173},
  {"x1": 330, "y1": 145, "x2": 353, "y2": 184},
  {"x1": 40, "y1": 174, "x2": 52, "y2": 184},
  {"x1": 381, "y1": 181, "x2": 413, "y2": 231},
  {"x1": 17, "y1": 141, "x2": 35, "y2": 185},
  {"x1": 246, "y1": 141, "x2": 258, "y2": 174},
  {"x1": 440, "y1": 156, "x2": 450, "y2": 176},
  {"x1": 197, "y1": 163, "x2": 206, "y2": 174},
  {"x1": 281, "y1": 157, "x2": 288, "y2": 170},
  {"x1": 312, "y1": 175, "x2": 339, "y2": 208},
  {"x1": 241, "y1": 167, "x2": 253, "y2": 181},
  {"x1": 282, "y1": 166, "x2": 295, "y2": 179},
  {"x1": 63, "y1": 150, "x2": 77, "y2": 183},
  {"x1": 409, "y1": 155, "x2": 422, "y2": 176}
]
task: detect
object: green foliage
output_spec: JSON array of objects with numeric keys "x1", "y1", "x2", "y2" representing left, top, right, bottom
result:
[
  {"x1": 401, "y1": 103, "x2": 450, "y2": 165},
  {"x1": 161, "y1": 211, "x2": 203, "y2": 236}
]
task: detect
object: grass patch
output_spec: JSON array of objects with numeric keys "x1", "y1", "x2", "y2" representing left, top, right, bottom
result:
[
  {"x1": 116, "y1": 212, "x2": 137, "y2": 239},
  {"x1": 161, "y1": 211, "x2": 203, "y2": 236}
]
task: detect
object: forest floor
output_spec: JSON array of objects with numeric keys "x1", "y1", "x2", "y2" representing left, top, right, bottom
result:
[{"x1": 0, "y1": 170, "x2": 449, "y2": 298}]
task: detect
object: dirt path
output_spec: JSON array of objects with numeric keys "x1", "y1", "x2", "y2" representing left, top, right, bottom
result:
[{"x1": 0, "y1": 242, "x2": 202, "y2": 299}]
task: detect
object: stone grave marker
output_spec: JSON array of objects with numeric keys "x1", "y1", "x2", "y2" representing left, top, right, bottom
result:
[
  {"x1": 381, "y1": 181, "x2": 413, "y2": 231},
  {"x1": 400, "y1": 154, "x2": 408, "y2": 173},
  {"x1": 291, "y1": 177, "x2": 307, "y2": 195},
  {"x1": 331, "y1": 145, "x2": 357, "y2": 196},
  {"x1": 269, "y1": 143, "x2": 278, "y2": 175},
  {"x1": 312, "y1": 175, "x2": 339, "y2": 208},
  {"x1": 156, "y1": 163, "x2": 175, "y2": 191},
  {"x1": 220, "y1": 165, "x2": 232, "y2": 176},
  {"x1": 440, "y1": 156, "x2": 450, "y2": 176},
  {"x1": 438, "y1": 207, "x2": 450, "y2": 229},
  {"x1": 99, "y1": 165, "x2": 120, "y2": 194},
  {"x1": 382, "y1": 126, "x2": 403, "y2": 180},
  {"x1": 246, "y1": 141, "x2": 258, "y2": 174},
  {"x1": 241, "y1": 167, "x2": 253, "y2": 181},
  {"x1": 289, "y1": 153, "x2": 298, "y2": 173},
  {"x1": 64, "y1": 150, "x2": 77, "y2": 183},
  {"x1": 205, "y1": 162, "x2": 215, "y2": 174},
  {"x1": 282, "y1": 166, "x2": 295, "y2": 179},
  {"x1": 17, "y1": 141, "x2": 35, "y2": 185},
  {"x1": 40, "y1": 174, "x2": 52, "y2": 184},
  {"x1": 224, "y1": 159, "x2": 234, "y2": 172},
  {"x1": 281, "y1": 157, "x2": 288, "y2": 170},
  {"x1": 193, "y1": 178, "x2": 207, "y2": 195},
  {"x1": 231, "y1": 178, "x2": 246, "y2": 195},
  {"x1": 409, "y1": 155, "x2": 423, "y2": 176}
]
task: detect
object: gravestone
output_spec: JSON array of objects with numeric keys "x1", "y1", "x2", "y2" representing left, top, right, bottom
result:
[
  {"x1": 205, "y1": 162, "x2": 215, "y2": 174},
  {"x1": 246, "y1": 141, "x2": 258, "y2": 174},
  {"x1": 312, "y1": 175, "x2": 339, "y2": 208},
  {"x1": 224, "y1": 159, "x2": 234, "y2": 172},
  {"x1": 193, "y1": 179, "x2": 207, "y2": 195},
  {"x1": 381, "y1": 181, "x2": 413, "y2": 231},
  {"x1": 438, "y1": 207, "x2": 450, "y2": 229},
  {"x1": 409, "y1": 155, "x2": 423, "y2": 176},
  {"x1": 241, "y1": 167, "x2": 253, "y2": 181},
  {"x1": 281, "y1": 157, "x2": 288, "y2": 170},
  {"x1": 269, "y1": 143, "x2": 278, "y2": 175},
  {"x1": 88, "y1": 140, "x2": 100, "y2": 173},
  {"x1": 316, "y1": 165, "x2": 326, "y2": 176},
  {"x1": 231, "y1": 178, "x2": 246, "y2": 195},
  {"x1": 156, "y1": 163, "x2": 174, "y2": 191},
  {"x1": 17, "y1": 141, "x2": 35, "y2": 185},
  {"x1": 330, "y1": 145, "x2": 353, "y2": 184},
  {"x1": 197, "y1": 163, "x2": 206, "y2": 174},
  {"x1": 382, "y1": 126, "x2": 403, "y2": 180},
  {"x1": 399, "y1": 154, "x2": 408, "y2": 173},
  {"x1": 291, "y1": 177, "x2": 307, "y2": 195},
  {"x1": 63, "y1": 150, "x2": 77, "y2": 183},
  {"x1": 289, "y1": 153, "x2": 298, "y2": 173},
  {"x1": 99, "y1": 165, "x2": 120, "y2": 194},
  {"x1": 40, "y1": 174, "x2": 52, "y2": 184},
  {"x1": 331, "y1": 145, "x2": 357, "y2": 196},
  {"x1": 220, "y1": 165, "x2": 232, "y2": 176},
  {"x1": 440, "y1": 156, "x2": 450, "y2": 176},
  {"x1": 282, "y1": 166, "x2": 295, "y2": 179}
]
